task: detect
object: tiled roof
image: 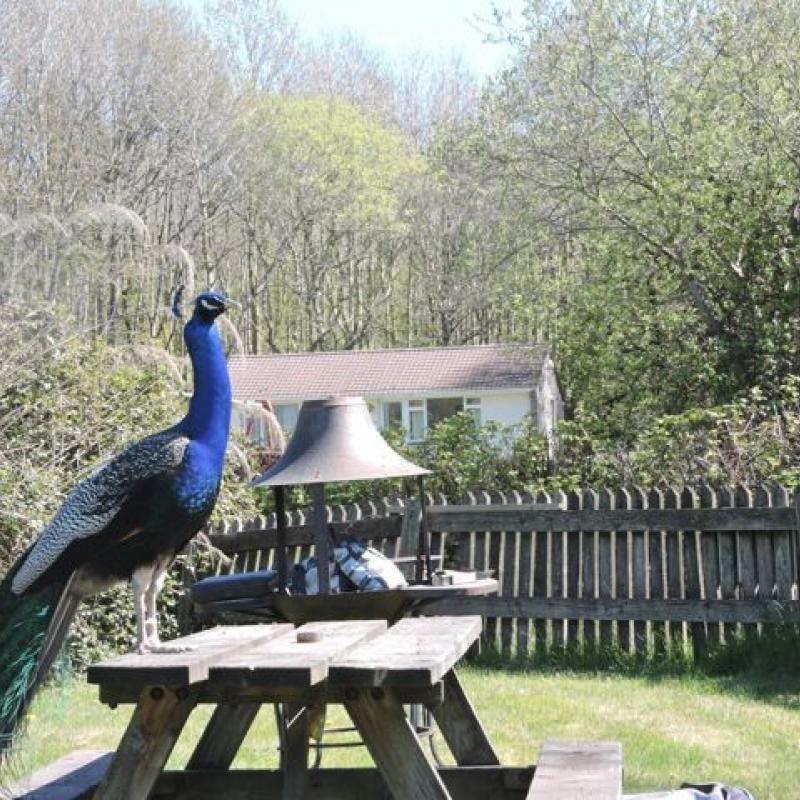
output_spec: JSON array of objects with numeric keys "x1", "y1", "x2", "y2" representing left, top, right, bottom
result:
[{"x1": 229, "y1": 344, "x2": 548, "y2": 402}]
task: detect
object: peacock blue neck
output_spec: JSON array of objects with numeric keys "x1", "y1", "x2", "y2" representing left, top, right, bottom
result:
[{"x1": 180, "y1": 313, "x2": 231, "y2": 473}]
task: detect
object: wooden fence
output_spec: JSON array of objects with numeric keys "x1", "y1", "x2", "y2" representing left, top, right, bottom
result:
[{"x1": 189, "y1": 485, "x2": 800, "y2": 659}]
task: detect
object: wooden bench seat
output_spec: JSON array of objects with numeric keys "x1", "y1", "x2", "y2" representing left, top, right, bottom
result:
[
  {"x1": 527, "y1": 740, "x2": 622, "y2": 799},
  {"x1": 9, "y1": 749, "x2": 112, "y2": 800}
]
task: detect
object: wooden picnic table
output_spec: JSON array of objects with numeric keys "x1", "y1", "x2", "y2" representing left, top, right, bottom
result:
[{"x1": 15, "y1": 616, "x2": 623, "y2": 800}]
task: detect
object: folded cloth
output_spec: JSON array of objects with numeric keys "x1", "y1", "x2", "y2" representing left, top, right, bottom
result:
[
  {"x1": 624, "y1": 783, "x2": 754, "y2": 800},
  {"x1": 288, "y1": 536, "x2": 407, "y2": 594},
  {"x1": 334, "y1": 536, "x2": 407, "y2": 591}
]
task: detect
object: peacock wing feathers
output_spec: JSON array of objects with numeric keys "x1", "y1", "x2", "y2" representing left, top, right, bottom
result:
[{"x1": 11, "y1": 429, "x2": 189, "y2": 595}]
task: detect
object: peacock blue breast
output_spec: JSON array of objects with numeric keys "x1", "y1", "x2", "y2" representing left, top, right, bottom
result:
[{"x1": 174, "y1": 441, "x2": 223, "y2": 515}]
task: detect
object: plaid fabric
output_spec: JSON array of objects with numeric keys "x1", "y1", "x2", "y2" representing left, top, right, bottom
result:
[
  {"x1": 288, "y1": 536, "x2": 406, "y2": 594},
  {"x1": 334, "y1": 536, "x2": 407, "y2": 591}
]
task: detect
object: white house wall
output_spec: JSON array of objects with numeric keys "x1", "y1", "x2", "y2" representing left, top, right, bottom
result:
[
  {"x1": 235, "y1": 386, "x2": 561, "y2": 441},
  {"x1": 479, "y1": 392, "x2": 536, "y2": 429}
]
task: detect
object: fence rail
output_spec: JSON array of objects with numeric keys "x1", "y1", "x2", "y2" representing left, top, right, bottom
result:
[{"x1": 189, "y1": 486, "x2": 800, "y2": 659}]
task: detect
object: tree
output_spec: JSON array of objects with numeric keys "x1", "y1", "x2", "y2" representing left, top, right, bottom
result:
[
  {"x1": 229, "y1": 93, "x2": 422, "y2": 351},
  {"x1": 489, "y1": 0, "x2": 800, "y2": 431}
]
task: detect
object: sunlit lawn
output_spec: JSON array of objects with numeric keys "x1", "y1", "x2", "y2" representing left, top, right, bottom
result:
[{"x1": 8, "y1": 665, "x2": 799, "y2": 799}]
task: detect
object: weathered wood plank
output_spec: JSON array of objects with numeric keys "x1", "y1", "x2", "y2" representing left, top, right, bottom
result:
[
  {"x1": 282, "y1": 703, "x2": 310, "y2": 800},
  {"x1": 501, "y1": 529, "x2": 517, "y2": 657},
  {"x1": 664, "y1": 488, "x2": 684, "y2": 654},
  {"x1": 209, "y1": 515, "x2": 403, "y2": 554},
  {"x1": 94, "y1": 687, "x2": 197, "y2": 800},
  {"x1": 631, "y1": 490, "x2": 647, "y2": 654},
  {"x1": 737, "y1": 527, "x2": 758, "y2": 641},
  {"x1": 549, "y1": 528, "x2": 564, "y2": 650},
  {"x1": 565, "y1": 492, "x2": 582, "y2": 649},
  {"x1": 698, "y1": 487, "x2": 721, "y2": 648},
  {"x1": 431, "y1": 670, "x2": 500, "y2": 766},
  {"x1": 344, "y1": 688, "x2": 451, "y2": 800},
  {"x1": 423, "y1": 596, "x2": 800, "y2": 623},
  {"x1": 485, "y1": 528, "x2": 503, "y2": 647},
  {"x1": 533, "y1": 510, "x2": 549, "y2": 654},
  {"x1": 718, "y1": 524, "x2": 737, "y2": 645},
  {"x1": 87, "y1": 625, "x2": 293, "y2": 688},
  {"x1": 151, "y1": 766, "x2": 535, "y2": 800},
  {"x1": 187, "y1": 703, "x2": 260, "y2": 770},
  {"x1": 329, "y1": 616, "x2": 482, "y2": 686},
  {"x1": 682, "y1": 488, "x2": 706, "y2": 660},
  {"x1": 10, "y1": 750, "x2": 112, "y2": 800},
  {"x1": 101, "y1": 681, "x2": 446, "y2": 708},
  {"x1": 649, "y1": 528, "x2": 666, "y2": 656},
  {"x1": 427, "y1": 507, "x2": 798, "y2": 533},
  {"x1": 614, "y1": 489, "x2": 632, "y2": 653},
  {"x1": 527, "y1": 741, "x2": 621, "y2": 800},
  {"x1": 516, "y1": 527, "x2": 533, "y2": 657},
  {"x1": 208, "y1": 620, "x2": 388, "y2": 687}
]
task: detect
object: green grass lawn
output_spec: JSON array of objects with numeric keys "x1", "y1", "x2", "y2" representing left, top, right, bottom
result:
[{"x1": 8, "y1": 665, "x2": 799, "y2": 799}]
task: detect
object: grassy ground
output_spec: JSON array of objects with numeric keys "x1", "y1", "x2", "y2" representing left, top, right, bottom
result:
[{"x1": 8, "y1": 662, "x2": 800, "y2": 799}]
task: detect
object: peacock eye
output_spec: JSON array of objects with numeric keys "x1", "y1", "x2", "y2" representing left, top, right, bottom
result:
[{"x1": 200, "y1": 298, "x2": 217, "y2": 311}]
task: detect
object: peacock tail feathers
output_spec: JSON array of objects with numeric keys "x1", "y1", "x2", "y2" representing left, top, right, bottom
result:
[{"x1": 0, "y1": 579, "x2": 71, "y2": 756}]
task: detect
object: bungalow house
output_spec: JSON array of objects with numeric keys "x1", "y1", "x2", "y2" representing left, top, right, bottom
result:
[{"x1": 229, "y1": 343, "x2": 563, "y2": 448}]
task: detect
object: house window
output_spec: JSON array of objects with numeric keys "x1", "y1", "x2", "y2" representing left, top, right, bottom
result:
[
  {"x1": 408, "y1": 400, "x2": 425, "y2": 442},
  {"x1": 382, "y1": 401, "x2": 402, "y2": 428},
  {"x1": 464, "y1": 397, "x2": 481, "y2": 425},
  {"x1": 426, "y1": 397, "x2": 463, "y2": 427},
  {"x1": 274, "y1": 403, "x2": 299, "y2": 434}
]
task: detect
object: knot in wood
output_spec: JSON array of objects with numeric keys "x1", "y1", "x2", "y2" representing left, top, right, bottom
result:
[{"x1": 296, "y1": 630, "x2": 322, "y2": 643}]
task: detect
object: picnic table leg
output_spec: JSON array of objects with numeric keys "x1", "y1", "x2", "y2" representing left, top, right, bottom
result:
[
  {"x1": 93, "y1": 686, "x2": 196, "y2": 800},
  {"x1": 282, "y1": 703, "x2": 310, "y2": 800},
  {"x1": 187, "y1": 701, "x2": 260, "y2": 770},
  {"x1": 345, "y1": 687, "x2": 451, "y2": 800},
  {"x1": 431, "y1": 669, "x2": 500, "y2": 766}
]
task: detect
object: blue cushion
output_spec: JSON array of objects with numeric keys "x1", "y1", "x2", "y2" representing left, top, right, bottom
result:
[{"x1": 191, "y1": 570, "x2": 278, "y2": 603}]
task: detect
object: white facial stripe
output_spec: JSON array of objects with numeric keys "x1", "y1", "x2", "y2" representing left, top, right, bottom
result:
[{"x1": 200, "y1": 298, "x2": 219, "y2": 311}]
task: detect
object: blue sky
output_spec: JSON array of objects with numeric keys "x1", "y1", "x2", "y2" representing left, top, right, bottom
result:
[
  {"x1": 190, "y1": 1, "x2": 524, "y2": 78},
  {"x1": 285, "y1": 0, "x2": 522, "y2": 77}
]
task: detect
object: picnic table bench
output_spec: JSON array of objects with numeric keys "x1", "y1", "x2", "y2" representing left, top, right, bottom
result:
[{"x1": 13, "y1": 616, "x2": 623, "y2": 800}]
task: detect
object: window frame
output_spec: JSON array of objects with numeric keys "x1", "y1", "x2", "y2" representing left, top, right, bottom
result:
[
  {"x1": 464, "y1": 396, "x2": 482, "y2": 425},
  {"x1": 407, "y1": 399, "x2": 426, "y2": 442}
]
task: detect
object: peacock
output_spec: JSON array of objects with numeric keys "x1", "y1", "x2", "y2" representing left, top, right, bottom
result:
[{"x1": 0, "y1": 291, "x2": 232, "y2": 753}]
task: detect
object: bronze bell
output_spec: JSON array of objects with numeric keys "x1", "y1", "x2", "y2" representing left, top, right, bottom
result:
[
  {"x1": 251, "y1": 397, "x2": 431, "y2": 594},
  {"x1": 251, "y1": 396, "x2": 429, "y2": 487}
]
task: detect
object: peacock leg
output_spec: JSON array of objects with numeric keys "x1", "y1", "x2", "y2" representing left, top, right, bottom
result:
[
  {"x1": 142, "y1": 558, "x2": 194, "y2": 654},
  {"x1": 131, "y1": 566, "x2": 151, "y2": 654}
]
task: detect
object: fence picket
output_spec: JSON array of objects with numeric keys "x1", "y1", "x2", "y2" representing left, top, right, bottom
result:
[
  {"x1": 631, "y1": 488, "x2": 648, "y2": 655},
  {"x1": 771, "y1": 485, "x2": 793, "y2": 601},
  {"x1": 533, "y1": 496, "x2": 549, "y2": 655},
  {"x1": 581, "y1": 489, "x2": 596, "y2": 652},
  {"x1": 733, "y1": 488, "x2": 758, "y2": 643},
  {"x1": 682, "y1": 487, "x2": 706, "y2": 660},
  {"x1": 615, "y1": 488, "x2": 632, "y2": 653}
]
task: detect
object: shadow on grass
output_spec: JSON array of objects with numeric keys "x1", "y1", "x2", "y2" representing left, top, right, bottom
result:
[{"x1": 470, "y1": 624, "x2": 800, "y2": 711}]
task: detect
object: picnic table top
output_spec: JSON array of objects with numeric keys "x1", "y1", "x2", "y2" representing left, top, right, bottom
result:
[{"x1": 87, "y1": 615, "x2": 483, "y2": 691}]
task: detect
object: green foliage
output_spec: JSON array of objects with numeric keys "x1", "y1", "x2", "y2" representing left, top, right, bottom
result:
[
  {"x1": 495, "y1": 0, "x2": 800, "y2": 429},
  {"x1": 551, "y1": 377, "x2": 800, "y2": 488},
  {"x1": 239, "y1": 93, "x2": 422, "y2": 228}
]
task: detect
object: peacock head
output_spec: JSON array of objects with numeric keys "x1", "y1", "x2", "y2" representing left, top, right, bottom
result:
[{"x1": 192, "y1": 291, "x2": 231, "y2": 322}]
